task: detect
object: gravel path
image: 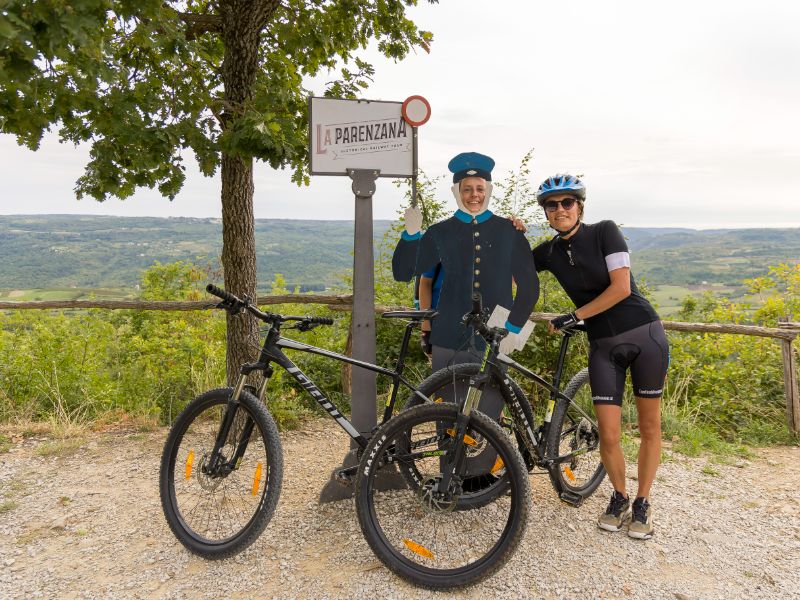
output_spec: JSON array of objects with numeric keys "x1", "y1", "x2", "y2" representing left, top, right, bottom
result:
[{"x1": 1, "y1": 420, "x2": 798, "y2": 599}]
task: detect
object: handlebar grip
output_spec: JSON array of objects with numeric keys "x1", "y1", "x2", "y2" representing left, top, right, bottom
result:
[
  {"x1": 471, "y1": 293, "x2": 482, "y2": 314},
  {"x1": 206, "y1": 284, "x2": 239, "y2": 304},
  {"x1": 310, "y1": 316, "x2": 334, "y2": 325}
]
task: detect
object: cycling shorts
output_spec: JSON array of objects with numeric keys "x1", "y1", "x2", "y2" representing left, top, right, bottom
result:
[{"x1": 588, "y1": 320, "x2": 669, "y2": 406}]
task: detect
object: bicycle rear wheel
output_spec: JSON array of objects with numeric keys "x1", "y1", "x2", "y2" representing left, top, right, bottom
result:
[
  {"x1": 159, "y1": 388, "x2": 283, "y2": 558},
  {"x1": 405, "y1": 363, "x2": 536, "y2": 509},
  {"x1": 355, "y1": 403, "x2": 530, "y2": 589},
  {"x1": 545, "y1": 368, "x2": 605, "y2": 502}
]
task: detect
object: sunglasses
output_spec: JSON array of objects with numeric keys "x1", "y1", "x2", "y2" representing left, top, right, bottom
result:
[{"x1": 544, "y1": 198, "x2": 578, "y2": 212}]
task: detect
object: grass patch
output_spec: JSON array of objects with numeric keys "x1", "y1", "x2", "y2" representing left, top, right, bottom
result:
[
  {"x1": 701, "y1": 465, "x2": 720, "y2": 476},
  {"x1": 0, "y1": 434, "x2": 10, "y2": 453},
  {"x1": 267, "y1": 395, "x2": 312, "y2": 431},
  {"x1": 620, "y1": 431, "x2": 639, "y2": 463},
  {"x1": 35, "y1": 438, "x2": 84, "y2": 457},
  {"x1": 0, "y1": 501, "x2": 18, "y2": 513},
  {"x1": 671, "y1": 425, "x2": 754, "y2": 459}
]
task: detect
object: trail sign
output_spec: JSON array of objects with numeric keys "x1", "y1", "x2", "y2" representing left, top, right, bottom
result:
[{"x1": 309, "y1": 97, "x2": 413, "y2": 177}]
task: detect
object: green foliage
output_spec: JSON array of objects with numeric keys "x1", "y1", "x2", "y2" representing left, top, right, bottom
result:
[
  {"x1": 0, "y1": 0, "x2": 436, "y2": 198},
  {"x1": 0, "y1": 261, "x2": 226, "y2": 424},
  {"x1": 0, "y1": 252, "x2": 797, "y2": 451},
  {"x1": 667, "y1": 262, "x2": 799, "y2": 446}
]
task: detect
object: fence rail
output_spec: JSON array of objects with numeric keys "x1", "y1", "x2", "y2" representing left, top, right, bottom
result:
[{"x1": 2, "y1": 295, "x2": 798, "y2": 432}]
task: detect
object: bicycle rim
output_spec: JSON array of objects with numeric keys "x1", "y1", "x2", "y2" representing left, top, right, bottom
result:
[{"x1": 356, "y1": 404, "x2": 530, "y2": 588}]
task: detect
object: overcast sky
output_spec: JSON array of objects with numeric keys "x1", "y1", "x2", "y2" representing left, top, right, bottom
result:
[{"x1": 1, "y1": 0, "x2": 798, "y2": 228}]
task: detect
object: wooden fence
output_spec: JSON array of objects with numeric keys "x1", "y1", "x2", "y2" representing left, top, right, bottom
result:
[{"x1": 1, "y1": 295, "x2": 799, "y2": 433}]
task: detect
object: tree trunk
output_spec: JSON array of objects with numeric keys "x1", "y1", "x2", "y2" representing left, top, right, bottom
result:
[
  {"x1": 220, "y1": 153, "x2": 258, "y2": 384},
  {"x1": 218, "y1": 1, "x2": 274, "y2": 384},
  {"x1": 341, "y1": 318, "x2": 353, "y2": 395}
]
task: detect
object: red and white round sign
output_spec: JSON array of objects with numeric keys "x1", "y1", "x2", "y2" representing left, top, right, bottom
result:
[{"x1": 401, "y1": 95, "x2": 431, "y2": 127}]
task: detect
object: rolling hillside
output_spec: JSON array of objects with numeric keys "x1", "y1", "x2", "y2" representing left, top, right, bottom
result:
[{"x1": 0, "y1": 215, "x2": 797, "y2": 293}]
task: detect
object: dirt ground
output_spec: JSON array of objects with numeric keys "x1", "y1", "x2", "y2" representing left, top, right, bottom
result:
[{"x1": 1, "y1": 420, "x2": 798, "y2": 599}]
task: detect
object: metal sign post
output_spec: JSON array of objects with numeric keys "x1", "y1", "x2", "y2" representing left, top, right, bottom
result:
[
  {"x1": 348, "y1": 168, "x2": 379, "y2": 438},
  {"x1": 308, "y1": 95, "x2": 429, "y2": 501}
]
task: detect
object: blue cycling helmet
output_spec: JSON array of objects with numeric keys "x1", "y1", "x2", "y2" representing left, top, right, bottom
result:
[{"x1": 536, "y1": 174, "x2": 586, "y2": 205}]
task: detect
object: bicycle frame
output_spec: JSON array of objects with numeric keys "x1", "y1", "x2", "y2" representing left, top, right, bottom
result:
[{"x1": 225, "y1": 318, "x2": 429, "y2": 451}]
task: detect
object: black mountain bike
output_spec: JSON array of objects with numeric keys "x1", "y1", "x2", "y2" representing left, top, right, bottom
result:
[
  {"x1": 354, "y1": 295, "x2": 605, "y2": 588},
  {"x1": 159, "y1": 284, "x2": 439, "y2": 559}
]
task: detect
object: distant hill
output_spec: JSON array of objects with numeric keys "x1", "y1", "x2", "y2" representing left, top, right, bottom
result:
[
  {"x1": 0, "y1": 215, "x2": 797, "y2": 291},
  {"x1": 0, "y1": 215, "x2": 394, "y2": 291}
]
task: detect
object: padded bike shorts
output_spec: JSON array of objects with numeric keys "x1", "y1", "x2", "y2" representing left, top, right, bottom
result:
[{"x1": 588, "y1": 320, "x2": 669, "y2": 406}]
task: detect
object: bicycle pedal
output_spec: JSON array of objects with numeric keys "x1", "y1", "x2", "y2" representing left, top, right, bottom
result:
[
  {"x1": 333, "y1": 465, "x2": 358, "y2": 486},
  {"x1": 559, "y1": 491, "x2": 584, "y2": 507}
]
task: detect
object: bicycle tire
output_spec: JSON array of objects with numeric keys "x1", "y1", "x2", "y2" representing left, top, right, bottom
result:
[
  {"x1": 545, "y1": 368, "x2": 606, "y2": 501},
  {"x1": 355, "y1": 403, "x2": 530, "y2": 589},
  {"x1": 405, "y1": 363, "x2": 536, "y2": 509},
  {"x1": 159, "y1": 388, "x2": 283, "y2": 558}
]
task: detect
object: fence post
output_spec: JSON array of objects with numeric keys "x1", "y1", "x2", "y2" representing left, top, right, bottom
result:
[{"x1": 778, "y1": 317, "x2": 800, "y2": 434}]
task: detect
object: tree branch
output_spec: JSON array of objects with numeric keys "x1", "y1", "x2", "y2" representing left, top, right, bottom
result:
[{"x1": 173, "y1": 10, "x2": 223, "y2": 40}]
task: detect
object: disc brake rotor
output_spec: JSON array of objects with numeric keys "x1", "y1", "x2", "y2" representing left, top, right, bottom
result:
[{"x1": 417, "y1": 476, "x2": 459, "y2": 513}]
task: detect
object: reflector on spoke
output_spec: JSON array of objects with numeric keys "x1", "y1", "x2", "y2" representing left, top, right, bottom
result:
[
  {"x1": 185, "y1": 450, "x2": 194, "y2": 480},
  {"x1": 563, "y1": 466, "x2": 576, "y2": 482},
  {"x1": 403, "y1": 538, "x2": 434, "y2": 559},
  {"x1": 491, "y1": 456, "x2": 505, "y2": 474},
  {"x1": 446, "y1": 428, "x2": 477, "y2": 447},
  {"x1": 252, "y1": 461, "x2": 263, "y2": 496}
]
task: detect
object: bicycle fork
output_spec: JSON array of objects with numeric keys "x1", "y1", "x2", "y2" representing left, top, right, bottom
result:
[
  {"x1": 206, "y1": 369, "x2": 270, "y2": 478},
  {"x1": 437, "y1": 346, "x2": 491, "y2": 492}
]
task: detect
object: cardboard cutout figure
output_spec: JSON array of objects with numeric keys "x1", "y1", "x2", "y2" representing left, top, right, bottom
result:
[{"x1": 392, "y1": 151, "x2": 540, "y2": 476}]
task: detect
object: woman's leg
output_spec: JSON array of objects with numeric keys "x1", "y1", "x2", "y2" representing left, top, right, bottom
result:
[
  {"x1": 594, "y1": 404, "x2": 626, "y2": 494},
  {"x1": 634, "y1": 396, "x2": 662, "y2": 499}
]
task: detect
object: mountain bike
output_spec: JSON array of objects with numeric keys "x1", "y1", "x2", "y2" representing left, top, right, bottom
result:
[
  {"x1": 354, "y1": 294, "x2": 605, "y2": 588},
  {"x1": 159, "y1": 284, "x2": 436, "y2": 559}
]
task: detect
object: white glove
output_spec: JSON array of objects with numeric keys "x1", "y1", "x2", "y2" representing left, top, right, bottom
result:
[
  {"x1": 499, "y1": 330, "x2": 520, "y2": 356},
  {"x1": 404, "y1": 206, "x2": 423, "y2": 236}
]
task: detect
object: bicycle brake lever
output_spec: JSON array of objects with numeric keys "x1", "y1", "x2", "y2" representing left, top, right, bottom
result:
[{"x1": 215, "y1": 300, "x2": 241, "y2": 315}]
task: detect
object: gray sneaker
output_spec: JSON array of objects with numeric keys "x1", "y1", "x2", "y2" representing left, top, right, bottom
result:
[
  {"x1": 597, "y1": 491, "x2": 631, "y2": 532},
  {"x1": 628, "y1": 497, "x2": 654, "y2": 539}
]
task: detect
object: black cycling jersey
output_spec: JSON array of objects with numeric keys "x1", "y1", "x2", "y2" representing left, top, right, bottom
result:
[{"x1": 532, "y1": 220, "x2": 659, "y2": 340}]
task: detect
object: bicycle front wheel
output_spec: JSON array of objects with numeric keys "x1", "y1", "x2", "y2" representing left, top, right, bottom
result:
[
  {"x1": 545, "y1": 368, "x2": 605, "y2": 502},
  {"x1": 355, "y1": 403, "x2": 530, "y2": 589},
  {"x1": 159, "y1": 388, "x2": 283, "y2": 558}
]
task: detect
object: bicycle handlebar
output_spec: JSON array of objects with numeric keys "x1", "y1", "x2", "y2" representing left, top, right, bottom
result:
[
  {"x1": 307, "y1": 316, "x2": 334, "y2": 325},
  {"x1": 206, "y1": 283, "x2": 239, "y2": 305},
  {"x1": 206, "y1": 284, "x2": 334, "y2": 328}
]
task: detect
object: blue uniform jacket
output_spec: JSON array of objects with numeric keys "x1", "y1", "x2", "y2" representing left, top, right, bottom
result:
[{"x1": 393, "y1": 210, "x2": 539, "y2": 351}]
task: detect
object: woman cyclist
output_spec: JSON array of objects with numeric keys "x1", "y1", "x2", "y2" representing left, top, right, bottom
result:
[{"x1": 531, "y1": 174, "x2": 669, "y2": 540}]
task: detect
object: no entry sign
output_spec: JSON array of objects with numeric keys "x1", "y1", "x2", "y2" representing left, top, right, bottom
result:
[{"x1": 401, "y1": 95, "x2": 431, "y2": 127}]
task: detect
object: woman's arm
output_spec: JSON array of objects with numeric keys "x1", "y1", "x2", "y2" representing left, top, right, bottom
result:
[{"x1": 574, "y1": 267, "x2": 631, "y2": 320}]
